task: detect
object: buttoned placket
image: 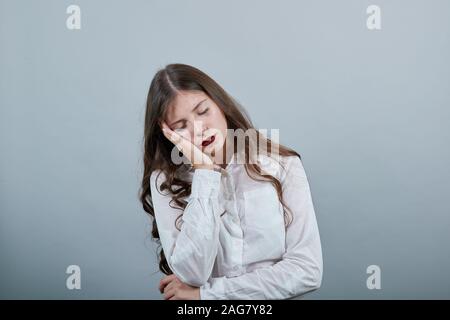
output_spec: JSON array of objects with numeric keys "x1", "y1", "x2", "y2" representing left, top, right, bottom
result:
[{"x1": 219, "y1": 168, "x2": 245, "y2": 277}]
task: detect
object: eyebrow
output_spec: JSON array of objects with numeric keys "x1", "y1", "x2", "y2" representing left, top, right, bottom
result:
[{"x1": 169, "y1": 98, "x2": 208, "y2": 127}]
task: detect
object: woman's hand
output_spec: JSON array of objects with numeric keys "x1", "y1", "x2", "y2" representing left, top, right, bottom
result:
[
  {"x1": 160, "y1": 121, "x2": 215, "y2": 169},
  {"x1": 159, "y1": 274, "x2": 201, "y2": 300}
]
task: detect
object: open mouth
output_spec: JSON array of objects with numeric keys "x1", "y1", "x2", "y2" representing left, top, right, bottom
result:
[{"x1": 201, "y1": 135, "x2": 215, "y2": 147}]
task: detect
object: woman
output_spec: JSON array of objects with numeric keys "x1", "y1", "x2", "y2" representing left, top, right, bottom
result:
[{"x1": 140, "y1": 63, "x2": 323, "y2": 300}]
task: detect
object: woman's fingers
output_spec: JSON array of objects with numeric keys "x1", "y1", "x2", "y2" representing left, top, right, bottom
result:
[
  {"x1": 160, "y1": 121, "x2": 213, "y2": 166},
  {"x1": 159, "y1": 274, "x2": 177, "y2": 293},
  {"x1": 163, "y1": 279, "x2": 176, "y2": 294},
  {"x1": 164, "y1": 287, "x2": 176, "y2": 300},
  {"x1": 161, "y1": 122, "x2": 186, "y2": 148},
  {"x1": 162, "y1": 127, "x2": 181, "y2": 145},
  {"x1": 160, "y1": 120, "x2": 170, "y2": 132},
  {"x1": 165, "y1": 130, "x2": 194, "y2": 158}
]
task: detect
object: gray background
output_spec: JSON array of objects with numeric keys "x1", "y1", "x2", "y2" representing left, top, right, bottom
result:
[{"x1": 1, "y1": 0, "x2": 449, "y2": 299}]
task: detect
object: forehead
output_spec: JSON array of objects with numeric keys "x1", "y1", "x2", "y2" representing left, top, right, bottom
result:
[{"x1": 165, "y1": 90, "x2": 207, "y2": 120}]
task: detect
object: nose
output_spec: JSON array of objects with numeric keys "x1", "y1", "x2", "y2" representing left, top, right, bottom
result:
[{"x1": 192, "y1": 120, "x2": 207, "y2": 144}]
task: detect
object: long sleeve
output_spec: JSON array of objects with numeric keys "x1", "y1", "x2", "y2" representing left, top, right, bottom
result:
[
  {"x1": 199, "y1": 156, "x2": 323, "y2": 299},
  {"x1": 150, "y1": 168, "x2": 222, "y2": 287}
]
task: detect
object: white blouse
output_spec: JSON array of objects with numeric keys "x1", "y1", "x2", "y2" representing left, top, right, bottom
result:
[{"x1": 149, "y1": 153, "x2": 323, "y2": 300}]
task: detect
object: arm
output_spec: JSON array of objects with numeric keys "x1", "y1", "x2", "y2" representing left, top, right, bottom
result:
[
  {"x1": 150, "y1": 168, "x2": 222, "y2": 287},
  {"x1": 199, "y1": 156, "x2": 323, "y2": 299}
]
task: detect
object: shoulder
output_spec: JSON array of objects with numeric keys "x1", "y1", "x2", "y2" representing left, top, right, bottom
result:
[
  {"x1": 281, "y1": 155, "x2": 310, "y2": 190},
  {"x1": 257, "y1": 154, "x2": 303, "y2": 180},
  {"x1": 278, "y1": 155, "x2": 307, "y2": 184},
  {"x1": 283, "y1": 154, "x2": 303, "y2": 169}
]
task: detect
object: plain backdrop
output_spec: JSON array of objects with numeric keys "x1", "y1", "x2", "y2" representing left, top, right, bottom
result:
[{"x1": 1, "y1": 0, "x2": 449, "y2": 299}]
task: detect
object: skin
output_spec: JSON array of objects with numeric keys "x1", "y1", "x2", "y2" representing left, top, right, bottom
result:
[
  {"x1": 159, "y1": 274, "x2": 200, "y2": 300},
  {"x1": 160, "y1": 90, "x2": 230, "y2": 169}
]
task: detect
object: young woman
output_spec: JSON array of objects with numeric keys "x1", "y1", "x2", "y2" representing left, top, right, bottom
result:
[{"x1": 140, "y1": 63, "x2": 323, "y2": 300}]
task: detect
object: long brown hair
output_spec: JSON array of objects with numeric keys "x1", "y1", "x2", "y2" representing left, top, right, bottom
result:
[{"x1": 139, "y1": 63, "x2": 301, "y2": 275}]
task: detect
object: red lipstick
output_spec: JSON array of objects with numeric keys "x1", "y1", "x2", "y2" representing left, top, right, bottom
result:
[{"x1": 202, "y1": 135, "x2": 215, "y2": 147}]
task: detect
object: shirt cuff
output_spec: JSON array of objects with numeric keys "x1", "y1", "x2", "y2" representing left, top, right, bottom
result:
[
  {"x1": 199, "y1": 277, "x2": 226, "y2": 300},
  {"x1": 190, "y1": 168, "x2": 222, "y2": 199}
]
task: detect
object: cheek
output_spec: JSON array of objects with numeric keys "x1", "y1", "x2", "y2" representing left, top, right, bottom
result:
[
  {"x1": 212, "y1": 115, "x2": 228, "y2": 145},
  {"x1": 218, "y1": 115, "x2": 228, "y2": 136},
  {"x1": 210, "y1": 109, "x2": 227, "y2": 130}
]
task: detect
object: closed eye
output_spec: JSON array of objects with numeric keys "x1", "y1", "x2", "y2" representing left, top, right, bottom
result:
[
  {"x1": 173, "y1": 108, "x2": 209, "y2": 131},
  {"x1": 198, "y1": 108, "x2": 209, "y2": 115}
]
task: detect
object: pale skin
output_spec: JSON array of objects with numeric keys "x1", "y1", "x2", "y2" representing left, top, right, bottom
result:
[
  {"x1": 160, "y1": 90, "x2": 230, "y2": 169},
  {"x1": 158, "y1": 90, "x2": 230, "y2": 299},
  {"x1": 159, "y1": 274, "x2": 200, "y2": 300}
]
